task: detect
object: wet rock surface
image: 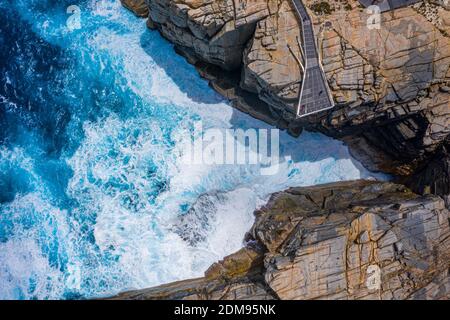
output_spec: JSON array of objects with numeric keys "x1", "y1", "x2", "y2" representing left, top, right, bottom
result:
[
  {"x1": 111, "y1": 247, "x2": 276, "y2": 300},
  {"x1": 112, "y1": 181, "x2": 450, "y2": 300}
]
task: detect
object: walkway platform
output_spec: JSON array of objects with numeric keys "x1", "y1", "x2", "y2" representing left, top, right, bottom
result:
[{"x1": 290, "y1": 0, "x2": 334, "y2": 118}]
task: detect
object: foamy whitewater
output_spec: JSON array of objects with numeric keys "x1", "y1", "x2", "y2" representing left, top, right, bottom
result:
[{"x1": 0, "y1": 0, "x2": 386, "y2": 299}]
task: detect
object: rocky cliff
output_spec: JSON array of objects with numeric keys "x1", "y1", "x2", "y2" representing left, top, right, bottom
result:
[
  {"x1": 121, "y1": 0, "x2": 449, "y2": 194},
  {"x1": 112, "y1": 181, "x2": 450, "y2": 300},
  {"x1": 315, "y1": 0, "x2": 450, "y2": 177}
]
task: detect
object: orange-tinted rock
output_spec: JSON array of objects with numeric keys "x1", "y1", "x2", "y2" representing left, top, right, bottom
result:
[{"x1": 120, "y1": 0, "x2": 149, "y2": 17}]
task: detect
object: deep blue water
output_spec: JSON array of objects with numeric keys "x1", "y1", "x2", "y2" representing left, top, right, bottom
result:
[{"x1": 0, "y1": 0, "x2": 383, "y2": 299}]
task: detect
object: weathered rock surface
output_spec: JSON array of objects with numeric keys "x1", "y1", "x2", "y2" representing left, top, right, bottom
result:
[
  {"x1": 144, "y1": 0, "x2": 268, "y2": 70},
  {"x1": 310, "y1": 0, "x2": 450, "y2": 176},
  {"x1": 124, "y1": 0, "x2": 449, "y2": 178},
  {"x1": 120, "y1": 0, "x2": 149, "y2": 17},
  {"x1": 135, "y1": 0, "x2": 305, "y2": 135},
  {"x1": 113, "y1": 181, "x2": 450, "y2": 300},
  {"x1": 257, "y1": 181, "x2": 450, "y2": 300}
]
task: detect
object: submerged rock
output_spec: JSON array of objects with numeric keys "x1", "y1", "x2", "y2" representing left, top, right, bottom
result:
[
  {"x1": 172, "y1": 192, "x2": 228, "y2": 246},
  {"x1": 112, "y1": 181, "x2": 450, "y2": 300}
]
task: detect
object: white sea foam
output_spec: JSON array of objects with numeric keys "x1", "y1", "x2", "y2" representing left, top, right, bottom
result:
[
  {"x1": 62, "y1": 105, "x2": 382, "y2": 297},
  {"x1": 0, "y1": 193, "x2": 68, "y2": 299},
  {"x1": 0, "y1": 238, "x2": 65, "y2": 299}
]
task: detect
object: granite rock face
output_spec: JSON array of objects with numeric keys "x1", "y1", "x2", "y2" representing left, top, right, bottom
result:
[
  {"x1": 113, "y1": 181, "x2": 450, "y2": 300},
  {"x1": 141, "y1": 0, "x2": 306, "y2": 132},
  {"x1": 123, "y1": 0, "x2": 449, "y2": 178},
  {"x1": 144, "y1": 0, "x2": 267, "y2": 70},
  {"x1": 311, "y1": 0, "x2": 450, "y2": 176},
  {"x1": 142, "y1": 0, "x2": 304, "y2": 123},
  {"x1": 257, "y1": 181, "x2": 450, "y2": 300},
  {"x1": 112, "y1": 247, "x2": 276, "y2": 300}
]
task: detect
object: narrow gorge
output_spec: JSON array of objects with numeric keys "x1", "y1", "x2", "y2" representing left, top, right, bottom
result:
[{"x1": 114, "y1": 0, "x2": 450, "y2": 300}]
